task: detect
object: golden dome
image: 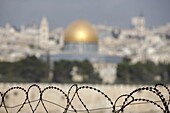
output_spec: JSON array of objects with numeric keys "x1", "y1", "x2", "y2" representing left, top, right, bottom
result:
[{"x1": 64, "y1": 20, "x2": 98, "y2": 43}]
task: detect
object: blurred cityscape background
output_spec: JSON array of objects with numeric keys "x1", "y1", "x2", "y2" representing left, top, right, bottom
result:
[{"x1": 0, "y1": 0, "x2": 170, "y2": 84}]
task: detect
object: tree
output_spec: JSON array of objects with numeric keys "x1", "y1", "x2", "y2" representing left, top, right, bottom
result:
[
  {"x1": 52, "y1": 60, "x2": 102, "y2": 83},
  {"x1": 14, "y1": 56, "x2": 48, "y2": 82},
  {"x1": 53, "y1": 60, "x2": 73, "y2": 83},
  {"x1": 116, "y1": 60, "x2": 170, "y2": 84}
]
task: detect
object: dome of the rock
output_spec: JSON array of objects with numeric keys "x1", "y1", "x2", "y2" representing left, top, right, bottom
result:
[{"x1": 64, "y1": 20, "x2": 98, "y2": 43}]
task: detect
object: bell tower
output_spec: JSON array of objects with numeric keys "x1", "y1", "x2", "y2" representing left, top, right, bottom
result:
[{"x1": 39, "y1": 17, "x2": 49, "y2": 49}]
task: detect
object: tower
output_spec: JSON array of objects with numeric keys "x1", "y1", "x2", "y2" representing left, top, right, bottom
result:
[
  {"x1": 131, "y1": 15, "x2": 145, "y2": 34},
  {"x1": 39, "y1": 17, "x2": 49, "y2": 49}
]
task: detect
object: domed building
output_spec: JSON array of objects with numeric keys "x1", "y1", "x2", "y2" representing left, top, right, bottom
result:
[
  {"x1": 64, "y1": 20, "x2": 98, "y2": 53},
  {"x1": 48, "y1": 20, "x2": 121, "y2": 63},
  {"x1": 42, "y1": 20, "x2": 122, "y2": 83}
]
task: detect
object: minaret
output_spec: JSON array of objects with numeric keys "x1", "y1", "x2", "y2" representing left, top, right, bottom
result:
[{"x1": 39, "y1": 17, "x2": 49, "y2": 49}]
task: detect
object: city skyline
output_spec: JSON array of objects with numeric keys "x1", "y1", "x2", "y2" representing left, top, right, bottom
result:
[{"x1": 0, "y1": 0, "x2": 170, "y2": 29}]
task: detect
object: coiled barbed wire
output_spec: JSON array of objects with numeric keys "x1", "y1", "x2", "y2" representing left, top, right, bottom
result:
[{"x1": 0, "y1": 83, "x2": 169, "y2": 113}]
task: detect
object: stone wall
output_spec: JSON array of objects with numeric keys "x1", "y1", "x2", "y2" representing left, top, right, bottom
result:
[{"x1": 0, "y1": 83, "x2": 169, "y2": 113}]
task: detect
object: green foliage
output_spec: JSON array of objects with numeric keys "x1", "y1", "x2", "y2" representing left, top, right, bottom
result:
[
  {"x1": 53, "y1": 60, "x2": 73, "y2": 83},
  {"x1": 116, "y1": 60, "x2": 170, "y2": 84},
  {"x1": 0, "y1": 57, "x2": 101, "y2": 83},
  {"x1": 0, "y1": 56, "x2": 48, "y2": 83},
  {"x1": 53, "y1": 60, "x2": 102, "y2": 83}
]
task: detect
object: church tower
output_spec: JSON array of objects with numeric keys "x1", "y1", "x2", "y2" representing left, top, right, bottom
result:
[
  {"x1": 131, "y1": 15, "x2": 145, "y2": 35},
  {"x1": 39, "y1": 17, "x2": 49, "y2": 49}
]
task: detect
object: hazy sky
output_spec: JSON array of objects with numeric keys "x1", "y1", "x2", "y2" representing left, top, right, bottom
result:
[{"x1": 0, "y1": 0, "x2": 170, "y2": 29}]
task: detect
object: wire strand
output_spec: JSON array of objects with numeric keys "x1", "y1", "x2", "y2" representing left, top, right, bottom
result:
[{"x1": 1, "y1": 98, "x2": 169, "y2": 112}]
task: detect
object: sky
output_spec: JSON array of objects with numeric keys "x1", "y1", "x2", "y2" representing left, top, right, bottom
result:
[{"x1": 0, "y1": 0, "x2": 170, "y2": 29}]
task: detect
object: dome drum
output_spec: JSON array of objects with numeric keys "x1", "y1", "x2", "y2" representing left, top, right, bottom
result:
[{"x1": 64, "y1": 42, "x2": 98, "y2": 53}]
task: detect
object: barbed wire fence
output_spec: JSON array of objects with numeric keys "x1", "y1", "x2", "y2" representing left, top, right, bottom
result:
[{"x1": 0, "y1": 83, "x2": 169, "y2": 113}]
